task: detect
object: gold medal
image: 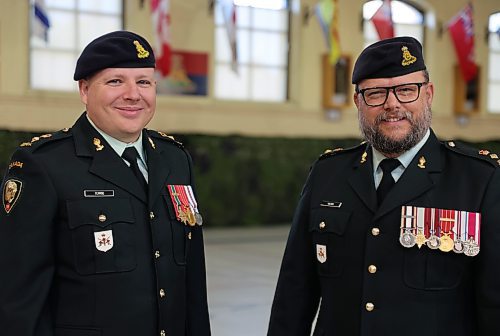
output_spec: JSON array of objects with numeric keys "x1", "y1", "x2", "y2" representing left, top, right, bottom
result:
[
  {"x1": 186, "y1": 209, "x2": 196, "y2": 226},
  {"x1": 439, "y1": 233, "x2": 454, "y2": 252},
  {"x1": 415, "y1": 232, "x2": 427, "y2": 249}
]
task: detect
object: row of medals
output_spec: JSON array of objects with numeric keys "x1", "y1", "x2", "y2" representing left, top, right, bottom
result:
[
  {"x1": 178, "y1": 206, "x2": 203, "y2": 226},
  {"x1": 400, "y1": 229, "x2": 479, "y2": 257}
]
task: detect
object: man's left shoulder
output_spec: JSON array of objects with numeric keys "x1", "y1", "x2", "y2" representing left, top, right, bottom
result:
[
  {"x1": 146, "y1": 130, "x2": 185, "y2": 150},
  {"x1": 443, "y1": 140, "x2": 500, "y2": 168}
]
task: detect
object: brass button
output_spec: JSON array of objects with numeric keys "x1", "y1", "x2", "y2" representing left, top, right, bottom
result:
[
  {"x1": 155, "y1": 250, "x2": 160, "y2": 258},
  {"x1": 448, "y1": 141, "x2": 455, "y2": 147},
  {"x1": 159, "y1": 289, "x2": 165, "y2": 298},
  {"x1": 160, "y1": 330, "x2": 166, "y2": 336},
  {"x1": 365, "y1": 302, "x2": 375, "y2": 311},
  {"x1": 371, "y1": 228, "x2": 380, "y2": 236},
  {"x1": 368, "y1": 265, "x2": 377, "y2": 274},
  {"x1": 98, "y1": 214, "x2": 106, "y2": 222},
  {"x1": 187, "y1": 232, "x2": 192, "y2": 240},
  {"x1": 319, "y1": 221, "x2": 326, "y2": 229},
  {"x1": 150, "y1": 211, "x2": 155, "y2": 219}
]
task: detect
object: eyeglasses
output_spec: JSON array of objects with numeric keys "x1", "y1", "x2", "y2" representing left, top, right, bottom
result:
[{"x1": 357, "y1": 82, "x2": 428, "y2": 107}]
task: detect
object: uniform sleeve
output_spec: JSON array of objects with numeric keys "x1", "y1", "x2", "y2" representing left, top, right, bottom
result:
[
  {"x1": 267, "y1": 166, "x2": 321, "y2": 336},
  {"x1": 185, "y1": 152, "x2": 211, "y2": 336},
  {"x1": 476, "y1": 167, "x2": 500, "y2": 335},
  {"x1": 0, "y1": 149, "x2": 57, "y2": 335}
]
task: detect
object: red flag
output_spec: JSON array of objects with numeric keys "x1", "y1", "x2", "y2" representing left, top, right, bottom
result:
[
  {"x1": 371, "y1": 0, "x2": 394, "y2": 40},
  {"x1": 151, "y1": 0, "x2": 171, "y2": 77},
  {"x1": 220, "y1": 0, "x2": 238, "y2": 73},
  {"x1": 448, "y1": 3, "x2": 477, "y2": 82}
]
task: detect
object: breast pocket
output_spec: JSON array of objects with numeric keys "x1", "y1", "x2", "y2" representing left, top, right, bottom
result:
[
  {"x1": 309, "y1": 207, "x2": 351, "y2": 277},
  {"x1": 403, "y1": 247, "x2": 470, "y2": 290},
  {"x1": 66, "y1": 198, "x2": 136, "y2": 275}
]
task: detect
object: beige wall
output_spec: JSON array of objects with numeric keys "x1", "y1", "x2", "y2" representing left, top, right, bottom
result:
[{"x1": 0, "y1": 0, "x2": 499, "y2": 140}]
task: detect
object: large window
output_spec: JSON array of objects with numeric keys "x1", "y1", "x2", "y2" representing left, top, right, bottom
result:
[
  {"x1": 363, "y1": 0, "x2": 424, "y2": 47},
  {"x1": 487, "y1": 12, "x2": 500, "y2": 114},
  {"x1": 30, "y1": 0, "x2": 123, "y2": 91},
  {"x1": 214, "y1": 0, "x2": 289, "y2": 102}
]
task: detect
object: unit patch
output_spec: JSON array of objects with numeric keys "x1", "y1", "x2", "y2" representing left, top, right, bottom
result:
[{"x1": 3, "y1": 179, "x2": 23, "y2": 214}]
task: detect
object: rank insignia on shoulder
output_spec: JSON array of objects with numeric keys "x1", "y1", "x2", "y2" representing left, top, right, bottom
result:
[{"x1": 3, "y1": 179, "x2": 23, "y2": 214}]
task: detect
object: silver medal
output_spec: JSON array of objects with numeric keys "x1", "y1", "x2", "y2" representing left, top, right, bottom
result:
[
  {"x1": 399, "y1": 231, "x2": 416, "y2": 248},
  {"x1": 426, "y1": 235, "x2": 441, "y2": 249}
]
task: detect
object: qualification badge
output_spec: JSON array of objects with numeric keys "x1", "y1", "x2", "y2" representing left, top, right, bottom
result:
[
  {"x1": 316, "y1": 244, "x2": 327, "y2": 263},
  {"x1": 94, "y1": 230, "x2": 114, "y2": 252},
  {"x1": 3, "y1": 179, "x2": 22, "y2": 214}
]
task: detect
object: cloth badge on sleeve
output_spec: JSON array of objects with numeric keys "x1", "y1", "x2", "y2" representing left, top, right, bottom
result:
[
  {"x1": 3, "y1": 179, "x2": 23, "y2": 214},
  {"x1": 316, "y1": 244, "x2": 327, "y2": 263},
  {"x1": 94, "y1": 230, "x2": 114, "y2": 252}
]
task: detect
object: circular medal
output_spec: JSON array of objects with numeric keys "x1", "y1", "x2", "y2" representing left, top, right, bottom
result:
[
  {"x1": 399, "y1": 232, "x2": 416, "y2": 248},
  {"x1": 464, "y1": 240, "x2": 480, "y2": 257},
  {"x1": 453, "y1": 241, "x2": 464, "y2": 253},
  {"x1": 195, "y1": 212, "x2": 203, "y2": 225},
  {"x1": 426, "y1": 235, "x2": 441, "y2": 249},
  {"x1": 439, "y1": 234, "x2": 454, "y2": 252}
]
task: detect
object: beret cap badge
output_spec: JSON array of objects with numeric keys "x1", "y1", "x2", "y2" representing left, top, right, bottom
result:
[
  {"x1": 134, "y1": 40, "x2": 150, "y2": 59},
  {"x1": 401, "y1": 46, "x2": 417, "y2": 66}
]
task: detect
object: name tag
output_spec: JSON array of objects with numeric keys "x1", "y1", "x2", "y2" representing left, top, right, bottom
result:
[{"x1": 84, "y1": 190, "x2": 115, "y2": 198}]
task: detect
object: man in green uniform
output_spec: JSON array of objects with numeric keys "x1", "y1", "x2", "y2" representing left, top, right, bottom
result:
[
  {"x1": 0, "y1": 31, "x2": 211, "y2": 336},
  {"x1": 268, "y1": 36, "x2": 500, "y2": 336}
]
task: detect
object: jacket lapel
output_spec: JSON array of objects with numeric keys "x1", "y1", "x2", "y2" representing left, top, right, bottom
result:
[
  {"x1": 143, "y1": 132, "x2": 171, "y2": 204},
  {"x1": 374, "y1": 131, "x2": 443, "y2": 221},
  {"x1": 348, "y1": 145, "x2": 378, "y2": 213},
  {"x1": 72, "y1": 113, "x2": 147, "y2": 203}
]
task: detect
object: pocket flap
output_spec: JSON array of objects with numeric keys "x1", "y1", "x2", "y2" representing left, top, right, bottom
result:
[
  {"x1": 309, "y1": 207, "x2": 351, "y2": 235},
  {"x1": 67, "y1": 198, "x2": 134, "y2": 229}
]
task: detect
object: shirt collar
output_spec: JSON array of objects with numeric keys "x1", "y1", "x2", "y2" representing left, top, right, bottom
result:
[
  {"x1": 86, "y1": 114, "x2": 146, "y2": 165},
  {"x1": 372, "y1": 128, "x2": 430, "y2": 171}
]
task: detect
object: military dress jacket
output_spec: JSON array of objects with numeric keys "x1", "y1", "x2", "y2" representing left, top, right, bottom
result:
[
  {"x1": 268, "y1": 130, "x2": 500, "y2": 336},
  {"x1": 0, "y1": 113, "x2": 211, "y2": 336}
]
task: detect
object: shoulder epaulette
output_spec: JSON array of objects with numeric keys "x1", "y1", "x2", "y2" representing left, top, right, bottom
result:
[
  {"x1": 444, "y1": 140, "x2": 500, "y2": 167},
  {"x1": 18, "y1": 128, "x2": 72, "y2": 151},
  {"x1": 147, "y1": 130, "x2": 184, "y2": 149},
  {"x1": 319, "y1": 141, "x2": 366, "y2": 160}
]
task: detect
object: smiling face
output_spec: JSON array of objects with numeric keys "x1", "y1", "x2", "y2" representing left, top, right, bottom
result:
[
  {"x1": 353, "y1": 70, "x2": 434, "y2": 157},
  {"x1": 79, "y1": 67, "x2": 157, "y2": 143}
]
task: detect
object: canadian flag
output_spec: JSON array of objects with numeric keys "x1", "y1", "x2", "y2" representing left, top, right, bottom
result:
[
  {"x1": 151, "y1": 0, "x2": 171, "y2": 77},
  {"x1": 448, "y1": 3, "x2": 477, "y2": 82},
  {"x1": 372, "y1": 0, "x2": 394, "y2": 40}
]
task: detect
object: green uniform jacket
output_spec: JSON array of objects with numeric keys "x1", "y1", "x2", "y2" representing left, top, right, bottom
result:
[
  {"x1": 268, "y1": 130, "x2": 500, "y2": 336},
  {"x1": 0, "y1": 113, "x2": 211, "y2": 336}
]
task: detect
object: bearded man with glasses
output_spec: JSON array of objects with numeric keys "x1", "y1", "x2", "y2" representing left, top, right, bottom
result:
[{"x1": 268, "y1": 36, "x2": 500, "y2": 336}]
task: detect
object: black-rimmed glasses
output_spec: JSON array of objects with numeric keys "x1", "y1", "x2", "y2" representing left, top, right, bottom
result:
[{"x1": 357, "y1": 82, "x2": 428, "y2": 107}]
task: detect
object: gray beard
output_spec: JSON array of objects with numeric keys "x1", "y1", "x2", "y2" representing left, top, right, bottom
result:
[{"x1": 359, "y1": 106, "x2": 432, "y2": 155}]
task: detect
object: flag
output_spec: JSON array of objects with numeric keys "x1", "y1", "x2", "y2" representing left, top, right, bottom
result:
[
  {"x1": 32, "y1": 0, "x2": 50, "y2": 42},
  {"x1": 447, "y1": 3, "x2": 477, "y2": 82},
  {"x1": 315, "y1": 0, "x2": 341, "y2": 65},
  {"x1": 219, "y1": 0, "x2": 238, "y2": 73},
  {"x1": 371, "y1": 0, "x2": 394, "y2": 40},
  {"x1": 151, "y1": 0, "x2": 172, "y2": 77}
]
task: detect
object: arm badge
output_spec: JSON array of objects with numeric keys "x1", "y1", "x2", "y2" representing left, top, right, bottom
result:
[{"x1": 3, "y1": 179, "x2": 23, "y2": 214}]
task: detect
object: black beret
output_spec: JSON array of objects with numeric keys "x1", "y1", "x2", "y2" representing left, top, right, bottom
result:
[
  {"x1": 352, "y1": 36, "x2": 426, "y2": 84},
  {"x1": 74, "y1": 30, "x2": 155, "y2": 80}
]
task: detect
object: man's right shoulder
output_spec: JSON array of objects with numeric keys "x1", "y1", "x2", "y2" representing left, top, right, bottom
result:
[
  {"x1": 16, "y1": 128, "x2": 73, "y2": 154},
  {"x1": 317, "y1": 141, "x2": 367, "y2": 162}
]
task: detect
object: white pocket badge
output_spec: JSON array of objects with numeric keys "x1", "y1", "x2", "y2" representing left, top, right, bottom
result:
[
  {"x1": 94, "y1": 230, "x2": 114, "y2": 252},
  {"x1": 316, "y1": 244, "x2": 327, "y2": 263}
]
